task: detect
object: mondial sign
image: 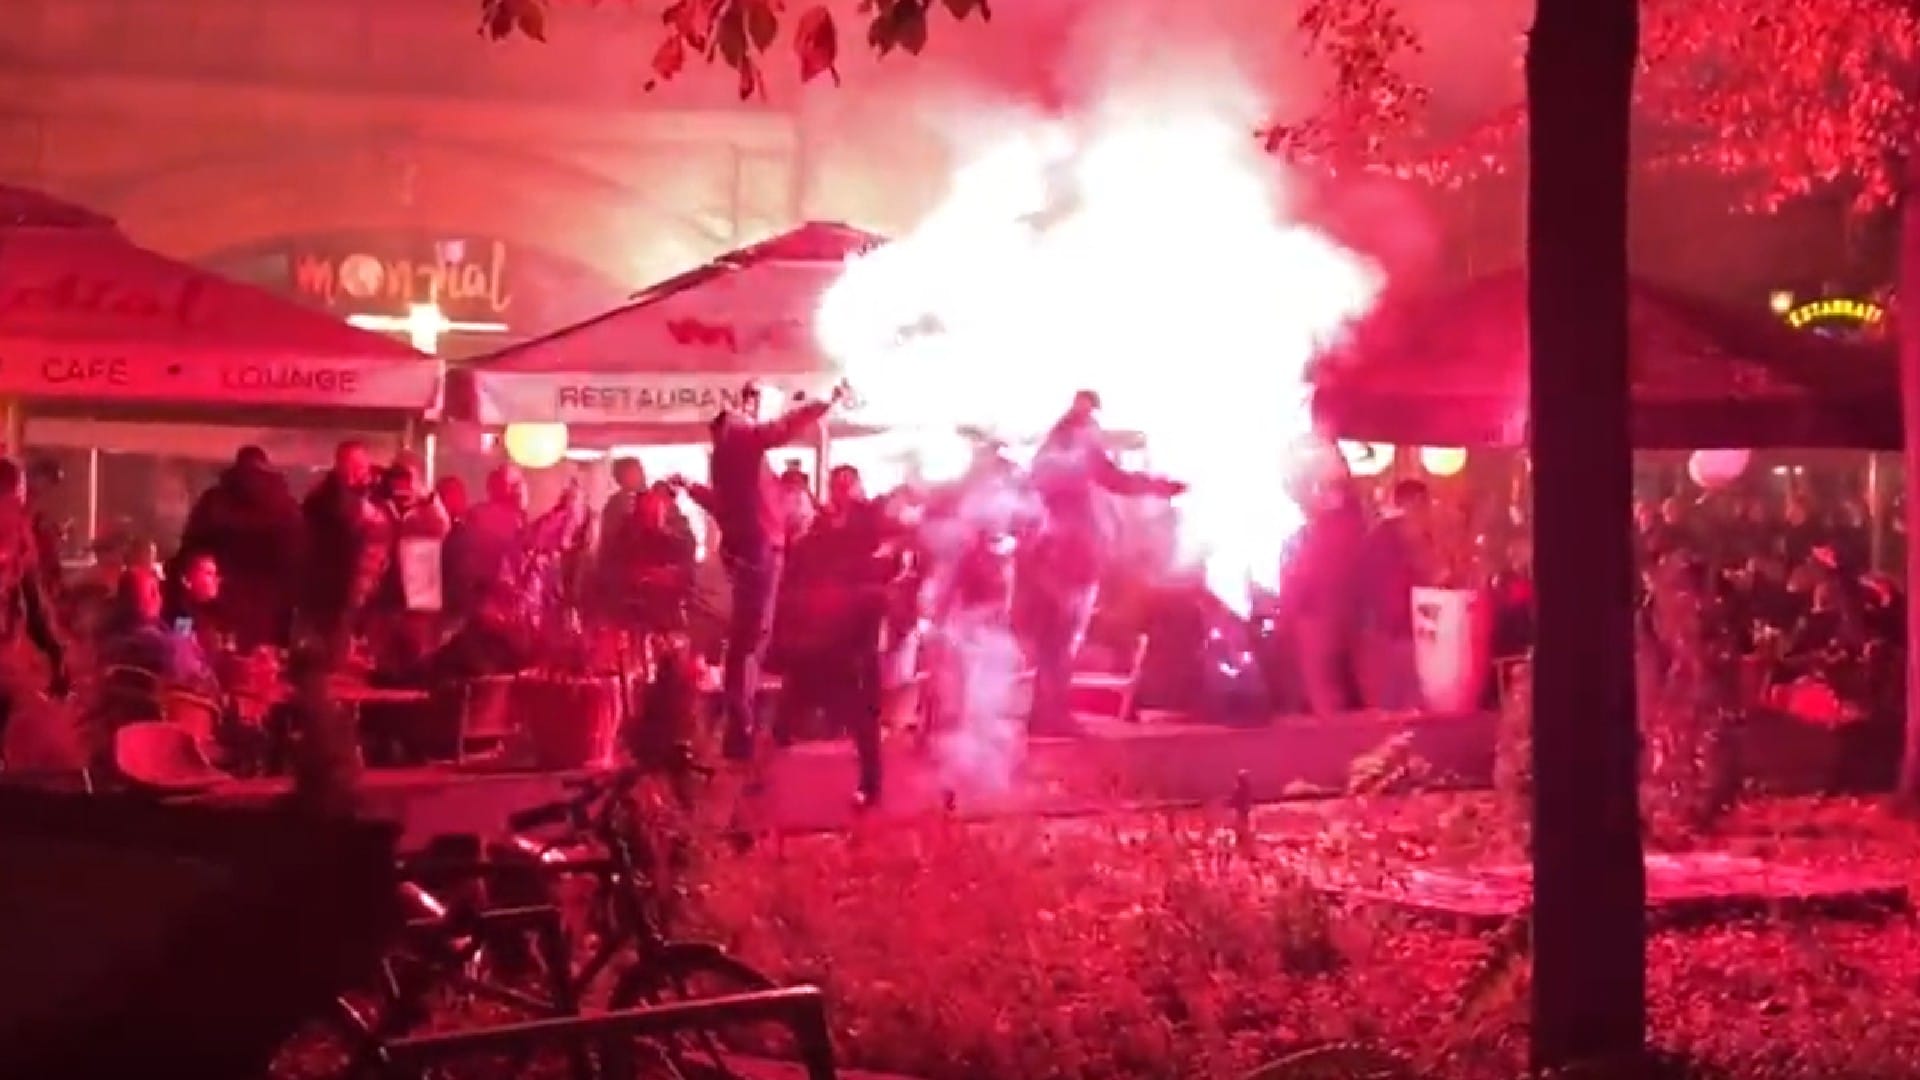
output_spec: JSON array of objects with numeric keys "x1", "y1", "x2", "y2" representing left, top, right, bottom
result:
[{"x1": 1783, "y1": 296, "x2": 1886, "y2": 331}]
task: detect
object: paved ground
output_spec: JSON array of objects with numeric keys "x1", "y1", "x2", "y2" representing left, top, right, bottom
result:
[{"x1": 200, "y1": 710, "x2": 1496, "y2": 846}]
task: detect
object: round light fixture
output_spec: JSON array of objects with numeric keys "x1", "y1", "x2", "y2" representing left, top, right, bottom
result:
[
  {"x1": 1418, "y1": 446, "x2": 1468, "y2": 477},
  {"x1": 1336, "y1": 440, "x2": 1396, "y2": 478},
  {"x1": 502, "y1": 422, "x2": 569, "y2": 470},
  {"x1": 1687, "y1": 448, "x2": 1751, "y2": 489}
]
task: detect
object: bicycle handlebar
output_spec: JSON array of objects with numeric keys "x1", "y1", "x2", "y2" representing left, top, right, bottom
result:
[
  {"x1": 504, "y1": 800, "x2": 575, "y2": 832},
  {"x1": 501, "y1": 744, "x2": 717, "y2": 835}
]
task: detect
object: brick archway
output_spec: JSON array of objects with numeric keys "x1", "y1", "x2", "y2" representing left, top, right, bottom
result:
[{"x1": 105, "y1": 140, "x2": 737, "y2": 289}]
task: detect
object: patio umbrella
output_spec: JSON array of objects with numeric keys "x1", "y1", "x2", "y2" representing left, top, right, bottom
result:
[
  {"x1": 451, "y1": 221, "x2": 888, "y2": 441},
  {"x1": 0, "y1": 186, "x2": 439, "y2": 411},
  {"x1": 0, "y1": 185, "x2": 115, "y2": 230},
  {"x1": 1310, "y1": 269, "x2": 1900, "y2": 449}
]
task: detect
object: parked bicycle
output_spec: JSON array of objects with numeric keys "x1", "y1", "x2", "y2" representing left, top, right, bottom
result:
[{"x1": 315, "y1": 747, "x2": 789, "y2": 1079}]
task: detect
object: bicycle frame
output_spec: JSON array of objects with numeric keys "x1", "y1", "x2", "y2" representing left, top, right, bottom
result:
[{"x1": 373, "y1": 986, "x2": 838, "y2": 1080}]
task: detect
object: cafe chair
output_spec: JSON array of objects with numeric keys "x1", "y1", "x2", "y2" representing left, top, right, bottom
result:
[
  {"x1": 455, "y1": 673, "x2": 522, "y2": 765},
  {"x1": 1493, "y1": 653, "x2": 1533, "y2": 712},
  {"x1": 96, "y1": 665, "x2": 164, "y2": 724},
  {"x1": 1073, "y1": 633, "x2": 1150, "y2": 722},
  {"x1": 1, "y1": 693, "x2": 95, "y2": 793},
  {"x1": 113, "y1": 721, "x2": 231, "y2": 793},
  {"x1": 159, "y1": 687, "x2": 226, "y2": 759}
]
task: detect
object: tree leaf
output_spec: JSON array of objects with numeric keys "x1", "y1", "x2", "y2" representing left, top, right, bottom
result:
[
  {"x1": 896, "y1": 2, "x2": 928, "y2": 54},
  {"x1": 794, "y1": 7, "x2": 840, "y2": 84},
  {"x1": 747, "y1": 0, "x2": 779, "y2": 51},
  {"x1": 651, "y1": 33, "x2": 688, "y2": 84},
  {"x1": 480, "y1": 0, "x2": 516, "y2": 40},
  {"x1": 513, "y1": 0, "x2": 547, "y2": 42},
  {"x1": 938, "y1": 0, "x2": 978, "y2": 20},
  {"x1": 716, "y1": 2, "x2": 749, "y2": 69},
  {"x1": 737, "y1": 60, "x2": 760, "y2": 100}
]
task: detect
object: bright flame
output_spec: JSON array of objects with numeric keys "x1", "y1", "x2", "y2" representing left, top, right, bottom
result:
[{"x1": 818, "y1": 109, "x2": 1381, "y2": 614}]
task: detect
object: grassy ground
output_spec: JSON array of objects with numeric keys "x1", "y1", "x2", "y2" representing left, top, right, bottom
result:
[
  {"x1": 679, "y1": 793, "x2": 1920, "y2": 1079},
  {"x1": 273, "y1": 789, "x2": 1920, "y2": 1079}
]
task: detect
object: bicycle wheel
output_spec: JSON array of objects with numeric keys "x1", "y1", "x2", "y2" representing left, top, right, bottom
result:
[{"x1": 600, "y1": 943, "x2": 790, "y2": 1080}]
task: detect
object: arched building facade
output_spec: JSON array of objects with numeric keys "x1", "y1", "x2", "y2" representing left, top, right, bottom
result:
[
  {"x1": 0, "y1": 0, "x2": 824, "y2": 341},
  {"x1": 0, "y1": 0, "x2": 842, "y2": 547}
]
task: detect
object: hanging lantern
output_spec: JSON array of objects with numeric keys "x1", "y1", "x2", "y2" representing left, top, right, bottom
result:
[
  {"x1": 1687, "y1": 448, "x2": 1751, "y2": 489},
  {"x1": 1418, "y1": 446, "x2": 1468, "y2": 477},
  {"x1": 502, "y1": 423, "x2": 569, "y2": 470},
  {"x1": 1337, "y1": 440, "x2": 1396, "y2": 478}
]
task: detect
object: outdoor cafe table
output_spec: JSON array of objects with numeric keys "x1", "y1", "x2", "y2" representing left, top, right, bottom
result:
[{"x1": 266, "y1": 677, "x2": 435, "y2": 764}]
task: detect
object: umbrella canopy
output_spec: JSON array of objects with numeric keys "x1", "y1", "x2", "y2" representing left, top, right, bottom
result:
[
  {"x1": 452, "y1": 221, "x2": 887, "y2": 432},
  {"x1": 1310, "y1": 269, "x2": 1900, "y2": 449},
  {"x1": 0, "y1": 185, "x2": 116, "y2": 230},
  {"x1": 0, "y1": 191, "x2": 439, "y2": 411}
]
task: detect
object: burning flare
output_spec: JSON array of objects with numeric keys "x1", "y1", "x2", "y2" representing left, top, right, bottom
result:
[{"x1": 818, "y1": 106, "x2": 1382, "y2": 614}]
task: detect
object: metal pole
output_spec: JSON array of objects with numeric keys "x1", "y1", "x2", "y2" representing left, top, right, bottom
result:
[
  {"x1": 1, "y1": 398, "x2": 20, "y2": 458},
  {"x1": 814, "y1": 423, "x2": 831, "y2": 502},
  {"x1": 1867, "y1": 452, "x2": 1886, "y2": 573},
  {"x1": 422, "y1": 429, "x2": 438, "y2": 487},
  {"x1": 86, "y1": 444, "x2": 100, "y2": 549}
]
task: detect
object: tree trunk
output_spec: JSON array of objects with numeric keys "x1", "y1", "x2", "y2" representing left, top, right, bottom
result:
[
  {"x1": 1525, "y1": 0, "x2": 1647, "y2": 1071},
  {"x1": 1894, "y1": 150, "x2": 1920, "y2": 807}
]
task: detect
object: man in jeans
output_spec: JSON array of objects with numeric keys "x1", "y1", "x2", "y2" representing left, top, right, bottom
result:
[
  {"x1": 1020, "y1": 391, "x2": 1184, "y2": 737},
  {"x1": 1357, "y1": 478, "x2": 1433, "y2": 712},
  {"x1": 701, "y1": 379, "x2": 848, "y2": 762}
]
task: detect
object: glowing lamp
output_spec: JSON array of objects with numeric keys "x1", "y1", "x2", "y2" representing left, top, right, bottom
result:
[
  {"x1": 1768, "y1": 290, "x2": 1795, "y2": 315},
  {"x1": 1337, "y1": 440, "x2": 1395, "y2": 478},
  {"x1": 502, "y1": 423, "x2": 569, "y2": 470},
  {"x1": 1687, "y1": 448, "x2": 1751, "y2": 489},
  {"x1": 1418, "y1": 446, "x2": 1468, "y2": 477}
]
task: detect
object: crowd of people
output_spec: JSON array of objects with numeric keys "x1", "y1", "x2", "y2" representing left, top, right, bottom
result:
[
  {"x1": 1, "y1": 373, "x2": 1897, "y2": 803},
  {"x1": 0, "y1": 439, "x2": 630, "y2": 778},
  {"x1": 1633, "y1": 489, "x2": 1905, "y2": 720},
  {"x1": 687, "y1": 383, "x2": 1184, "y2": 807},
  {"x1": 0, "y1": 381, "x2": 1196, "y2": 805}
]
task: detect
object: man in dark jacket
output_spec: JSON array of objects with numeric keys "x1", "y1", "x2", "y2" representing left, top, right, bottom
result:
[
  {"x1": 1355, "y1": 478, "x2": 1431, "y2": 711},
  {"x1": 778, "y1": 465, "x2": 895, "y2": 803},
  {"x1": 0, "y1": 458, "x2": 68, "y2": 758},
  {"x1": 178, "y1": 446, "x2": 304, "y2": 648},
  {"x1": 706, "y1": 378, "x2": 848, "y2": 762},
  {"x1": 300, "y1": 440, "x2": 377, "y2": 647},
  {"x1": 24, "y1": 459, "x2": 64, "y2": 604},
  {"x1": 1019, "y1": 391, "x2": 1183, "y2": 736}
]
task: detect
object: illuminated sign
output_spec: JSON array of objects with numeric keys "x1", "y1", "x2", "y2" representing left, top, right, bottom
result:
[
  {"x1": 1783, "y1": 297, "x2": 1884, "y2": 330},
  {"x1": 294, "y1": 239, "x2": 513, "y2": 316}
]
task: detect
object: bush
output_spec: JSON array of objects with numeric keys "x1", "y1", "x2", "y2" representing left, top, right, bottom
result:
[{"x1": 676, "y1": 813, "x2": 1486, "y2": 1079}]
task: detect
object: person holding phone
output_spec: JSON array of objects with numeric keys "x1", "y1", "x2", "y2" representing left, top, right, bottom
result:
[{"x1": 704, "y1": 379, "x2": 851, "y2": 762}]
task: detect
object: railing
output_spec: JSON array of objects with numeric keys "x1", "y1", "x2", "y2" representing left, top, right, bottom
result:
[{"x1": 374, "y1": 985, "x2": 837, "y2": 1079}]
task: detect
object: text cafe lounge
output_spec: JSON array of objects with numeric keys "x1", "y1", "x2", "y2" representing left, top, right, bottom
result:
[
  {"x1": 20, "y1": 236, "x2": 634, "y2": 560},
  {"x1": 2, "y1": 238, "x2": 447, "y2": 562}
]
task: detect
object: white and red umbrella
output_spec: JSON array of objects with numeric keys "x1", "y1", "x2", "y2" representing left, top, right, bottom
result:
[
  {"x1": 0, "y1": 186, "x2": 439, "y2": 411},
  {"x1": 453, "y1": 222, "x2": 887, "y2": 434},
  {"x1": 1312, "y1": 269, "x2": 1899, "y2": 449}
]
